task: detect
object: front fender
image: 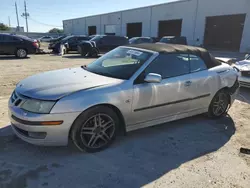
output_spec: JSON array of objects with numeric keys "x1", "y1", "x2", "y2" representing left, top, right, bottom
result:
[{"x1": 51, "y1": 83, "x2": 133, "y2": 126}]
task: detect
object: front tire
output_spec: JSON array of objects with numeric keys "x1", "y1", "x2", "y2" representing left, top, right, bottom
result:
[
  {"x1": 71, "y1": 106, "x2": 119, "y2": 153},
  {"x1": 15, "y1": 48, "x2": 27, "y2": 58},
  {"x1": 208, "y1": 90, "x2": 230, "y2": 118}
]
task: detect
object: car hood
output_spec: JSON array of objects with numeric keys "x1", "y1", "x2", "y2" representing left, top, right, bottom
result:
[
  {"x1": 234, "y1": 60, "x2": 250, "y2": 71},
  {"x1": 15, "y1": 67, "x2": 123, "y2": 100}
]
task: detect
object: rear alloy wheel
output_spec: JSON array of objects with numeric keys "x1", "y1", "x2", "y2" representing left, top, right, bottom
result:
[
  {"x1": 208, "y1": 90, "x2": 230, "y2": 118},
  {"x1": 16, "y1": 49, "x2": 27, "y2": 58},
  {"x1": 89, "y1": 48, "x2": 98, "y2": 57},
  {"x1": 71, "y1": 106, "x2": 119, "y2": 152}
]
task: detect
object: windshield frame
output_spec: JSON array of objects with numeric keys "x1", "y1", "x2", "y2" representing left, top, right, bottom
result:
[{"x1": 84, "y1": 46, "x2": 154, "y2": 80}]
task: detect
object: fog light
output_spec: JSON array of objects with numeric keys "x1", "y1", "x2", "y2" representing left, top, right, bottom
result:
[{"x1": 28, "y1": 132, "x2": 46, "y2": 139}]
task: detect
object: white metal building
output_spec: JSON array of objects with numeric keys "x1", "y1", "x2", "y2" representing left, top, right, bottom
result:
[{"x1": 63, "y1": 0, "x2": 250, "y2": 52}]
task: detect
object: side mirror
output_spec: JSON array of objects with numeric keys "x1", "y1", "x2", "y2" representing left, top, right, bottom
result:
[
  {"x1": 245, "y1": 54, "x2": 249, "y2": 59},
  {"x1": 144, "y1": 73, "x2": 162, "y2": 83}
]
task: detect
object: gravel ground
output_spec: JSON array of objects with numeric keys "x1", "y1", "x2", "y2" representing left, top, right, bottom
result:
[{"x1": 0, "y1": 53, "x2": 250, "y2": 188}]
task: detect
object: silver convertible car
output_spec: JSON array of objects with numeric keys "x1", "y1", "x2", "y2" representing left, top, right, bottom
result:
[{"x1": 9, "y1": 43, "x2": 239, "y2": 152}]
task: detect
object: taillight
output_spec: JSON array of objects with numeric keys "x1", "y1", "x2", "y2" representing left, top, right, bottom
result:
[{"x1": 33, "y1": 42, "x2": 39, "y2": 48}]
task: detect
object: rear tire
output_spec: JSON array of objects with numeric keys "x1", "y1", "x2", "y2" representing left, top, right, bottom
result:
[
  {"x1": 89, "y1": 48, "x2": 98, "y2": 57},
  {"x1": 208, "y1": 90, "x2": 230, "y2": 118},
  {"x1": 15, "y1": 48, "x2": 27, "y2": 58},
  {"x1": 78, "y1": 46, "x2": 87, "y2": 57},
  {"x1": 71, "y1": 106, "x2": 119, "y2": 153}
]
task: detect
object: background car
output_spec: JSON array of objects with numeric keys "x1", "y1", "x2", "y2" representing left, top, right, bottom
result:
[
  {"x1": 129, "y1": 37, "x2": 154, "y2": 44},
  {"x1": 48, "y1": 35, "x2": 90, "y2": 53},
  {"x1": 48, "y1": 35, "x2": 68, "y2": 52},
  {"x1": 0, "y1": 33, "x2": 39, "y2": 58},
  {"x1": 64, "y1": 35, "x2": 92, "y2": 53},
  {"x1": 158, "y1": 36, "x2": 187, "y2": 45},
  {"x1": 77, "y1": 35, "x2": 128, "y2": 57},
  {"x1": 9, "y1": 43, "x2": 239, "y2": 152},
  {"x1": 38, "y1": 36, "x2": 54, "y2": 42},
  {"x1": 233, "y1": 54, "x2": 250, "y2": 88}
]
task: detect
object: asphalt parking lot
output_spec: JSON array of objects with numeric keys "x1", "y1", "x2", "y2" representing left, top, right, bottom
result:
[{"x1": 0, "y1": 53, "x2": 250, "y2": 188}]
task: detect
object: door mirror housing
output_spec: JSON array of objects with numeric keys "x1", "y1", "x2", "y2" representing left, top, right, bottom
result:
[
  {"x1": 245, "y1": 54, "x2": 249, "y2": 59},
  {"x1": 144, "y1": 73, "x2": 162, "y2": 83}
]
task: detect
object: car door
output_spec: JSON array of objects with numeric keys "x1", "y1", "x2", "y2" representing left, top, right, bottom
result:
[
  {"x1": 0, "y1": 35, "x2": 5, "y2": 54},
  {"x1": 67, "y1": 37, "x2": 77, "y2": 51},
  {"x1": 188, "y1": 54, "x2": 216, "y2": 110},
  {"x1": 2, "y1": 35, "x2": 21, "y2": 54},
  {"x1": 131, "y1": 53, "x2": 193, "y2": 125},
  {"x1": 98, "y1": 36, "x2": 112, "y2": 53}
]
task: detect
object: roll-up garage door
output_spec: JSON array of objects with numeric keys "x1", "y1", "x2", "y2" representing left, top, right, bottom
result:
[{"x1": 204, "y1": 14, "x2": 246, "y2": 51}]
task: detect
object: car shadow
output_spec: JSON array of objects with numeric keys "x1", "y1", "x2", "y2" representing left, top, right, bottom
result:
[
  {"x1": 0, "y1": 56, "x2": 30, "y2": 60},
  {"x1": 0, "y1": 115, "x2": 235, "y2": 188},
  {"x1": 237, "y1": 87, "x2": 250, "y2": 104}
]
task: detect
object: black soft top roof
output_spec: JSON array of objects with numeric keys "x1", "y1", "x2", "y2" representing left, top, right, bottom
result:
[{"x1": 127, "y1": 43, "x2": 221, "y2": 68}]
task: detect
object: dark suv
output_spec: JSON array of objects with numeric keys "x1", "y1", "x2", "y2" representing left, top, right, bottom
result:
[
  {"x1": 0, "y1": 34, "x2": 39, "y2": 58},
  {"x1": 49, "y1": 35, "x2": 91, "y2": 53},
  {"x1": 77, "y1": 35, "x2": 128, "y2": 57}
]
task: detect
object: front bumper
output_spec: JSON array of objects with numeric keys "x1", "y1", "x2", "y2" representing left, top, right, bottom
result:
[
  {"x1": 8, "y1": 100, "x2": 80, "y2": 146},
  {"x1": 238, "y1": 76, "x2": 250, "y2": 88}
]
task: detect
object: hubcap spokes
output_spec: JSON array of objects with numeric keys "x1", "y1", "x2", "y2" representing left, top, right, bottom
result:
[
  {"x1": 213, "y1": 93, "x2": 228, "y2": 116},
  {"x1": 80, "y1": 114, "x2": 115, "y2": 148},
  {"x1": 18, "y1": 49, "x2": 26, "y2": 57}
]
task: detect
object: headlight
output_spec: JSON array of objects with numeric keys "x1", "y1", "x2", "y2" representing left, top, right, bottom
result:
[{"x1": 21, "y1": 100, "x2": 56, "y2": 114}]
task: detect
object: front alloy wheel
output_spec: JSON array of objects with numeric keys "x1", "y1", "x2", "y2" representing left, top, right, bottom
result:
[
  {"x1": 71, "y1": 106, "x2": 119, "y2": 152},
  {"x1": 80, "y1": 114, "x2": 115, "y2": 149},
  {"x1": 208, "y1": 90, "x2": 230, "y2": 118}
]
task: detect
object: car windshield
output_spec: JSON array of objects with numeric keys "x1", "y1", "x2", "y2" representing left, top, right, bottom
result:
[
  {"x1": 90, "y1": 35, "x2": 105, "y2": 42},
  {"x1": 160, "y1": 38, "x2": 173, "y2": 43},
  {"x1": 84, "y1": 47, "x2": 153, "y2": 80},
  {"x1": 129, "y1": 37, "x2": 138, "y2": 44}
]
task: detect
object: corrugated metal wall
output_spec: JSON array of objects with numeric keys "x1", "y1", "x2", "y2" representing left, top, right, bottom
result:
[{"x1": 63, "y1": 0, "x2": 250, "y2": 52}]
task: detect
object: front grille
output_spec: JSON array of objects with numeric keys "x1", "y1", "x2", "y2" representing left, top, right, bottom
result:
[
  {"x1": 11, "y1": 91, "x2": 18, "y2": 103},
  {"x1": 241, "y1": 71, "x2": 250, "y2": 77},
  {"x1": 13, "y1": 125, "x2": 29, "y2": 136},
  {"x1": 12, "y1": 125, "x2": 46, "y2": 139},
  {"x1": 11, "y1": 91, "x2": 23, "y2": 106}
]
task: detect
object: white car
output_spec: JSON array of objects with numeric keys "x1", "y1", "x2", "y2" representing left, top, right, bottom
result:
[
  {"x1": 39, "y1": 36, "x2": 53, "y2": 42},
  {"x1": 233, "y1": 54, "x2": 250, "y2": 88}
]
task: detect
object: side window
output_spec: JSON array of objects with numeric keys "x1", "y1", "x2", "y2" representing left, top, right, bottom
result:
[
  {"x1": 100, "y1": 36, "x2": 110, "y2": 45},
  {"x1": 145, "y1": 54, "x2": 189, "y2": 79},
  {"x1": 3, "y1": 36, "x2": 16, "y2": 42},
  {"x1": 189, "y1": 55, "x2": 207, "y2": 73},
  {"x1": 68, "y1": 37, "x2": 76, "y2": 43},
  {"x1": 141, "y1": 38, "x2": 151, "y2": 43},
  {"x1": 115, "y1": 37, "x2": 127, "y2": 45},
  {"x1": 79, "y1": 37, "x2": 88, "y2": 41}
]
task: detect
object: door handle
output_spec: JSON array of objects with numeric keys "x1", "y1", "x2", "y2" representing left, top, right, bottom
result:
[{"x1": 184, "y1": 81, "x2": 192, "y2": 87}]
